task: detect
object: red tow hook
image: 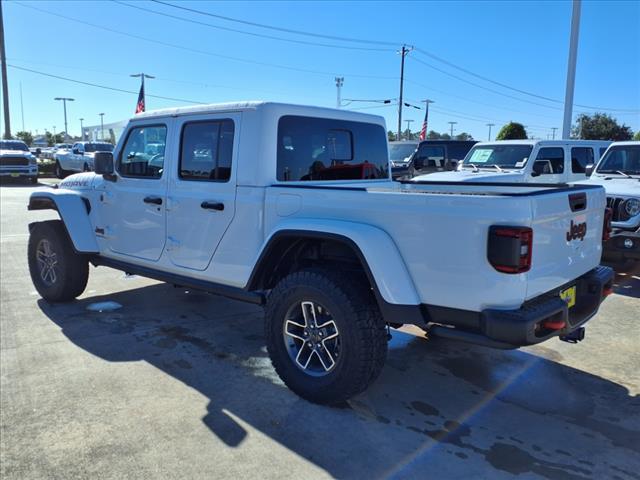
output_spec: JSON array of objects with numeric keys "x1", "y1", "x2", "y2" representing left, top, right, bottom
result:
[{"x1": 542, "y1": 319, "x2": 566, "y2": 331}]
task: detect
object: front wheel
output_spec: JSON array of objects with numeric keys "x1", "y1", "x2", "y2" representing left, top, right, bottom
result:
[
  {"x1": 28, "y1": 220, "x2": 89, "y2": 302},
  {"x1": 265, "y1": 268, "x2": 387, "y2": 405}
]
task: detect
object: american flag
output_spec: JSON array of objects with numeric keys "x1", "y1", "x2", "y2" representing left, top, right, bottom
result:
[
  {"x1": 419, "y1": 102, "x2": 429, "y2": 141},
  {"x1": 135, "y1": 82, "x2": 145, "y2": 114}
]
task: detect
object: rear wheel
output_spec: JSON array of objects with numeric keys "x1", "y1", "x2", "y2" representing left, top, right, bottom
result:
[
  {"x1": 28, "y1": 220, "x2": 89, "y2": 302},
  {"x1": 265, "y1": 268, "x2": 387, "y2": 405}
]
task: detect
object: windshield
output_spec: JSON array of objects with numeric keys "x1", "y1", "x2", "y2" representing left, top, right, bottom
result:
[
  {"x1": 389, "y1": 143, "x2": 417, "y2": 163},
  {"x1": 0, "y1": 140, "x2": 29, "y2": 151},
  {"x1": 461, "y1": 144, "x2": 533, "y2": 169},
  {"x1": 595, "y1": 145, "x2": 640, "y2": 175},
  {"x1": 85, "y1": 143, "x2": 114, "y2": 152}
]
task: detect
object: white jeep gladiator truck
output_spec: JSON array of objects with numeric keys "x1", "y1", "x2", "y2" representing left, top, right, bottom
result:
[
  {"x1": 582, "y1": 141, "x2": 640, "y2": 266},
  {"x1": 27, "y1": 102, "x2": 614, "y2": 404}
]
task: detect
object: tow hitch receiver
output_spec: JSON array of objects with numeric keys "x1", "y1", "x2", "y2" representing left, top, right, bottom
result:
[{"x1": 560, "y1": 327, "x2": 585, "y2": 344}]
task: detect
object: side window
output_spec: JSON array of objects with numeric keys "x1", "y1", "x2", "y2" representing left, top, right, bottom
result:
[
  {"x1": 533, "y1": 147, "x2": 564, "y2": 175},
  {"x1": 571, "y1": 147, "x2": 594, "y2": 173},
  {"x1": 179, "y1": 119, "x2": 234, "y2": 182},
  {"x1": 118, "y1": 125, "x2": 167, "y2": 179},
  {"x1": 276, "y1": 115, "x2": 388, "y2": 181},
  {"x1": 416, "y1": 145, "x2": 446, "y2": 168}
]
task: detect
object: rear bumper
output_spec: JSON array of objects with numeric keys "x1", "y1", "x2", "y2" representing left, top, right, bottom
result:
[
  {"x1": 383, "y1": 266, "x2": 614, "y2": 349},
  {"x1": 603, "y1": 229, "x2": 640, "y2": 262}
]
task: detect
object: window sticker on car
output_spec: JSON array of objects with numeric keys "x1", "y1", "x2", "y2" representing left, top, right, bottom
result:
[
  {"x1": 515, "y1": 160, "x2": 526, "y2": 167},
  {"x1": 469, "y1": 149, "x2": 492, "y2": 163}
]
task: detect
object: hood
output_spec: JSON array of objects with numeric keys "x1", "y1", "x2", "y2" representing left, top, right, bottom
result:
[
  {"x1": 578, "y1": 174, "x2": 640, "y2": 197},
  {"x1": 412, "y1": 169, "x2": 526, "y2": 183},
  {"x1": 0, "y1": 149, "x2": 31, "y2": 157},
  {"x1": 58, "y1": 172, "x2": 100, "y2": 190}
]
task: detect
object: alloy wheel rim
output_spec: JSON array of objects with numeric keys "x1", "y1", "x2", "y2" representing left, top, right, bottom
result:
[
  {"x1": 36, "y1": 239, "x2": 58, "y2": 286},
  {"x1": 283, "y1": 300, "x2": 340, "y2": 377}
]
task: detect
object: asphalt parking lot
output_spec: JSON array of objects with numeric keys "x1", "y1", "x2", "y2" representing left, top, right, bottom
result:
[{"x1": 1, "y1": 180, "x2": 639, "y2": 480}]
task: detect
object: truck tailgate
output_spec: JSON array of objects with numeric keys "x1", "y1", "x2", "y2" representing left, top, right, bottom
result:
[{"x1": 526, "y1": 185, "x2": 606, "y2": 300}]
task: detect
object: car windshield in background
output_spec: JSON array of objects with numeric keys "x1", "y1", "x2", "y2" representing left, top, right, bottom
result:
[
  {"x1": 462, "y1": 144, "x2": 533, "y2": 169},
  {"x1": 85, "y1": 143, "x2": 114, "y2": 152},
  {"x1": 0, "y1": 141, "x2": 29, "y2": 151},
  {"x1": 389, "y1": 143, "x2": 417, "y2": 163},
  {"x1": 596, "y1": 145, "x2": 640, "y2": 175}
]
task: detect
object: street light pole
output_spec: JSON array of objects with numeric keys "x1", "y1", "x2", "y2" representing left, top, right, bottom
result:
[
  {"x1": 486, "y1": 123, "x2": 495, "y2": 141},
  {"x1": 54, "y1": 97, "x2": 74, "y2": 140},
  {"x1": 448, "y1": 121, "x2": 457, "y2": 137},
  {"x1": 0, "y1": 0, "x2": 11, "y2": 139},
  {"x1": 551, "y1": 127, "x2": 558, "y2": 140},
  {"x1": 99, "y1": 113, "x2": 105, "y2": 141},
  {"x1": 335, "y1": 77, "x2": 344, "y2": 109},
  {"x1": 562, "y1": 0, "x2": 581, "y2": 139},
  {"x1": 405, "y1": 119, "x2": 414, "y2": 136},
  {"x1": 79, "y1": 118, "x2": 84, "y2": 140}
]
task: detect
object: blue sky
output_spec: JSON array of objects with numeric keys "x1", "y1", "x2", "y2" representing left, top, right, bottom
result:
[{"x1": 2, "y1": 0, "x2": 639, "y2": 140}]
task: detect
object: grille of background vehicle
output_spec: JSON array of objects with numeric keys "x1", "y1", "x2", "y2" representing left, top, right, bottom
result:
[{"x1": 0, "y1": 157, "x2": 28, "y2": 166}]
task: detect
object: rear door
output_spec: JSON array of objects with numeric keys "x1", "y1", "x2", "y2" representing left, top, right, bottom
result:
[
  {"x1": 166, "y1": 113, "x2": 239, "y2": 271},
  {"x1": 526, "y1": 185, "x2": 606, "y2": 299}
]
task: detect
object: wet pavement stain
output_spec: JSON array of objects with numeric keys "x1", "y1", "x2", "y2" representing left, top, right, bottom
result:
[{"x1": 410, "y1": 400, "x2": 440, "y2": 417}]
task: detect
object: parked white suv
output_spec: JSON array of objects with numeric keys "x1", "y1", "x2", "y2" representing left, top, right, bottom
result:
[
  {"x1": 413, "y1": 140, "x2": 611, "y2": 184},
  {"x1": 582, "y1": 141, "x2": 640, "y2": 266},
  {"x1": 55, "y1": 141, "x2": 114, "y2": 178},
  {"x1": 27, "y1": 102, "x2": 614, "y2": 404}
]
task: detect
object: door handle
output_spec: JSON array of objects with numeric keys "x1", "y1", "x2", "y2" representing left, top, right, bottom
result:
[
  {"x1": 201, "y1": 201, "x2": 224, "y2": 211},
  {"x1": 144, "y1": 196, "x2": 163, "y2": 205}
]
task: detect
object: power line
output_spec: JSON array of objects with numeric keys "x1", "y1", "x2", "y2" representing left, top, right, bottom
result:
[
  {"x1": 12, "y1": 2, "x2": 397, "y2": 80},
  {"x1": 8, "y1": 64, "x2": 207, "y2": 104},
  {"x1": 150, "y1": 0, "x2": 399, "y2": 47},
  {"x1": 114, "y1": 1, "x2": 393, "y2": 52},
  {"x1": 412, "y1": 47, "x2": 638, "y2": 113}
]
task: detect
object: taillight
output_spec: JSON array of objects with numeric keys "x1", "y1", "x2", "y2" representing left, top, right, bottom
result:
[
  {"x1": 603, "y1": 208, "x2": 612, "y2": 241},
  {"x1": 487, "y1": 226, "x2": 533, "y2": 274}
]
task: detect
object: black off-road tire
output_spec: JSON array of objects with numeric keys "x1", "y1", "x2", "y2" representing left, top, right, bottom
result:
[
  {"x1": 29, "y1": 176, "x2": 38, "y2": 185},
  {"x1": 265, "y1": 268, "x2": 387, "y2": 405},
  {"x1": 28, "y1": 220, "x2": 89, "y2": 302},
  {"x1": 54, "y1": 161, "x2": 67, "y2": 179}
]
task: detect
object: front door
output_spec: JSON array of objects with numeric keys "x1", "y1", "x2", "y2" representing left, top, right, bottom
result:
[
  {"x1": 166, "y1": 113, "x2": 239, "y2": 271},
  {"x1": 531, "y1": 147, "x2": 566, "y2": 183},
  {"x1": 100, "y1": 122, "x2": 171, "y2": 262}
]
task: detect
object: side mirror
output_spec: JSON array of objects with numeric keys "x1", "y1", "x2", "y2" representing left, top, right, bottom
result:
[
  {"x1": 585, "y1": 164, "x2": 594, "y2": 177},
  {"x1": 72, "y1": 148, "x2": 79, "y2": 154},
  {"x1": 94, "y1": 151, "x2": 115, "y2": 180}
]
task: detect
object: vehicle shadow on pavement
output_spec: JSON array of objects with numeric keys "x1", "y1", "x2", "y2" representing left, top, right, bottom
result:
[
  {"x1": 37, "y1": 283, "x2": 640, "y2": 479},
  {"x1": 612, "y1": 264, "x2": 640, "y2": 299}
]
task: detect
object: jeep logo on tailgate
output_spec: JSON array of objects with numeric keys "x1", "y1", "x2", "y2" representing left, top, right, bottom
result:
[{"x1": 566, "y1": 220, "x2": 587, "y2": 241}]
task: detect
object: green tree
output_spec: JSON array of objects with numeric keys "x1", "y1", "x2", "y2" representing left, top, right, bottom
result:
[
  {"x1": 496, "y1": 122, "x2": 527, "y2": 140},
  {"x1": 455, "y1": 132, "x2": 474, "y2": 141},
  {"x1": 427, "y1": 130, "x2": 440, "y2": 139},
  {"x1": 45, "y1": 132, "x2": 64, "y2": 146},
  {"x1": 633, "y1": 131, "x2": 640, "y2": 141},
  {"x1": 440, "y1": 133, "x2": 451, "y2": 140},
  {"x1": 15, "y1": 131, "x2": 34, "y2": 146},
  {"x1": 388, "y1": 130, "x2": 397, "y2": 141},
  {"x1": 572, "y1": 113, "x2": 632, "y2": 141}
]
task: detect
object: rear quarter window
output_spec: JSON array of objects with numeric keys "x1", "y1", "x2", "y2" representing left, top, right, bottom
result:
[{"x1": 277, "y1": 115, "x2": 389, "y2": 181}]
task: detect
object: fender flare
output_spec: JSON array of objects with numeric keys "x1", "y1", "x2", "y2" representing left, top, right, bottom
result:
[
  {"x1": 28, "y1": 190, "x2": 99, "y2": 253},
  {"x1": 248, "y1": 219, "x2": 421, "y2": 306}
]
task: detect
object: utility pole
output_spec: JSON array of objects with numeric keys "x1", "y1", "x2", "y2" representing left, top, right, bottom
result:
[
  {"x1": 335, "y1": 77, "x2": 344, "y2": 109},
  {"x1": 397, "y1": 45, "x2": 412, "y2": 140},
  {"x1": 405, "y1": 119, "x2": 414, "y2": 136},
  {"x1": 551, "y1": 127, "x2": 558, "y2": 140},
  {"x1": 130, "y1": 73, "x2": 154, "y2": 111},
  {"x1": 54, "y1": 97, "x2": 74, "y2": 140},
  {"x1": 99, "y1": 113, "x2": 105, "y2": 141},
  {"x1": 486, "y1": 123, "x2": 495, "y2": 141},
  {"x1": 562, "y1": 0, "x2": 581, "y2": 139},
  {"x1": 0, "y1": 0, "x2": 11, "y2": 139},
  {"x1": 448, "y1": 121, "x2": 457, "y2": 137},
  {"x1": 79, "y1": 118, "x2": 84, "y2": 140}
]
